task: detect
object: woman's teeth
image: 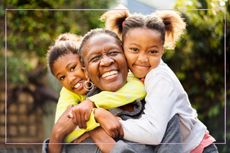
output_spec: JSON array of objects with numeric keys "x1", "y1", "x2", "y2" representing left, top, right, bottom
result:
[{"x1": 102, "y1": 70, "x2": 118, "y2": 78}]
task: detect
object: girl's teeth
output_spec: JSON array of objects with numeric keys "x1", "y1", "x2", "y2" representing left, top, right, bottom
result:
[{"x1": 74, "y1": 82, "x2": 81, "y2": 88}]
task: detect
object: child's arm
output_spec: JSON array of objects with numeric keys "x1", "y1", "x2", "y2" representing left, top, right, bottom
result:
[
  {"x1": 64, "y1": 111, "x2": 100, "y2": 143},
  {"x1": 49, "y1": 106, "x2": 76, "y2": 153},
  {"x1": 120, "y1": 72, "x2": 176, "y2": 144},
  {"x1": 54, "y1": 87, "x2": 100, "y2": 143},
  {"x1": 54, "y1": 87, "x2": 84, "y2": 123},
  {"x1": 89, "y1": 127, "x2": 116, "y2": 153},
  {"x1": 94, "y1": 108, "x2": 124, "y2": 138},
  {"x1": 89, "y1": 72, "x2": 146, "y2": 109},
  {"x1": 69, "y1": 72, "x2": 145, "y2": 128}
]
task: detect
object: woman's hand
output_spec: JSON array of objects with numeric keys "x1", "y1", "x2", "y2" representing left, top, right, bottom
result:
[
  {"x1": 94, "y1": 108, "x2": 124, "y2": 139},
  {"x1": 49, "y1": 106, "x2": 77, "y2": 153},
  {"x1": 69, "y1": 99, "x2": 95, "y2": 128}
]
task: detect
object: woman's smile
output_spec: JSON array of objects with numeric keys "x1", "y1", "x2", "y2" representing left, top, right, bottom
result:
[{"x1": 101, "y1": 70, "x2": 118, "y2": 80}]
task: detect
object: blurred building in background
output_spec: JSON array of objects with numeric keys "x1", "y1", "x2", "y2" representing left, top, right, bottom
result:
[{"x1": 117, "y1": 0, "x2": 176, "y2": 14}]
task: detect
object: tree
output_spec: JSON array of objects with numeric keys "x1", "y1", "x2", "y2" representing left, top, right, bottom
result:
[
  {"x1": 1, "y1": 0, "x2": 115, "y2": 112},
  {"x1": 168, "y1": 0, "x2": 229, "y2": 152}
]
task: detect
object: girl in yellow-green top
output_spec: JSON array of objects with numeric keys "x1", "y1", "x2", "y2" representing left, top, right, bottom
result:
[{"x1": 47, "y1": 33, "x2": 146, "y2": 143}]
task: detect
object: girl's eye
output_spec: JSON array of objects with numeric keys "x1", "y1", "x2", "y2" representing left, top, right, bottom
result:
[
  {"x1": 59, "y1": 76, "x2": 65, "y2": 81},
  {"x1": 129, "y1": 47, "x2": 139, "y2": 53},
  {"x1": 149, "y1": 50, "x2": 159, "y2": 55},
  {"x1": 70, "y1": 65, "x2": 76, "y2": 72}
]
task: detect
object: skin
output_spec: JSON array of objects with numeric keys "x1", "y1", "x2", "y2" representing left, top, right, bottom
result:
[
  {"x1": 123, "y1": 28, "x2": 164, "y2": 79},
  {"x1": 52, "y1": 53, "x2": 94, "y2": 128},
  {"x1": 50, "y1": 33, "x2": 127, "y2": 153},
  {"x1": 78, "y1": 33, "x2": 128, "y2": 152},
  {"x1": 81, "y1": 33, "x2": 128, "y2": 92},
  {"x1": 49, "y1": 107, "x2": 76, "y2": 153},
  {"x1": 52, "y1": 53, "x2": 87, "y2": 95}
]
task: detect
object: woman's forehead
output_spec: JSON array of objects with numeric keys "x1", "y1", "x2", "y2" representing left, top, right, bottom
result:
[
  {"x1": 89, "y1": 33, "x2": 118, "y2": 44},
  {"x1": 83, "y1": 34, "x2": 121, "y2": 53}
]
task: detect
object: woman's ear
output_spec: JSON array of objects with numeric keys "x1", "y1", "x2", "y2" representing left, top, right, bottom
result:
[{"x1": 82, "y1": 67, "x2": 89, "y2": 80}]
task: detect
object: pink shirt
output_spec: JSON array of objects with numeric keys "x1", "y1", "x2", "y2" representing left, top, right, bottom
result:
[{"x1": 191, "y1": 131, "x2": 215, "y2": 153}]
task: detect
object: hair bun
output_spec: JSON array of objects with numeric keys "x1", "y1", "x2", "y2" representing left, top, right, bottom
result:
[
  {"x1": 155, "y1": 10, "x2": 186, "y2": 49},
  {"x1": 100, "y1": 5, "x2": 129, "y2": 39}
]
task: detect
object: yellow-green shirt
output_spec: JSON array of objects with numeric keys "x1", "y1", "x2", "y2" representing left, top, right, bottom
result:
[{"x1": 55, "y1": 72, "x2": 146, "y2": 142}]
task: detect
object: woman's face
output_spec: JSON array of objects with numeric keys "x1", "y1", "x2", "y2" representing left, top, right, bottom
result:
[
  {"x1": 52, "y1": 53, "x2": 87, "y2": 95},
  {"x1": 123, "y1": 28, "x2": 164, "y2": 78},
  {"x1": 82, "y1": 33, "x2": 128, "y2": 91}
]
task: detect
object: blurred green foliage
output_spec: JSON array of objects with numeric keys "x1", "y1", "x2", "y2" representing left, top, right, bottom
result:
[
  {"x1": 1, "y1": 0, "x2": 115, "y2": 85},
  {"x1": 169, "y1": 0, "x2": 229, "y2": 152}
]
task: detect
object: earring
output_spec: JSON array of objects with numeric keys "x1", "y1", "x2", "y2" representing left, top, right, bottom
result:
[{"x1": 83, "y1": 80, "x2": 95, "y2": 91}]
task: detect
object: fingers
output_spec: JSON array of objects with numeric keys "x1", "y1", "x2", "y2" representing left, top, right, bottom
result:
[
  {"x1": 71, "y1": 106, "x2": 87, "y2": 129},
  {"x1": 118, "y1": 123, "x2": 124, "y2": 138},
  {"x1": 116, "y1": 117, "x2": 124, "y2": 138},
  {"x1": 105, "y1": 121, "x2": 122, "y2": 138},
  {"x1": 67, "y1": 108, "x2": 74, "y2": 119},
  {"x1": 78, "y1": 110, "x2": 86, "y2": 128}
]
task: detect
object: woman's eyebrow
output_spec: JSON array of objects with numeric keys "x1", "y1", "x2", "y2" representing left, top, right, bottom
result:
[{"x1": 104, "y1": 45, "x2": 121, "y2": 51}]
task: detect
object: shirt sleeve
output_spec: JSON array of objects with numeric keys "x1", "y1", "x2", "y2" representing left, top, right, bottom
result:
[
  {"x1": 120, "y1": 72, "x2": 177, "y2": 145},
  {"x1": 55, "y1": 87, "x2": 100, "y2": 143},
  {"x1": 88, "y1": 72, "x2": 146, "y2": 109},
  {"x1": 64, "y1": 112, "x2": 100, "y2": 143},
  {"x1": 54, "y1": 87, "x2": 85, "y2": 123}
]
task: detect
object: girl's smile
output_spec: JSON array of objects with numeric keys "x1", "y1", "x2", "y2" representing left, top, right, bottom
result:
[
  {"x1": 123, "y1": 28, "x2": 164, "y2": 78},
  {"x1": 52, "y1": 53, "x2": 87, "y2": 95}
]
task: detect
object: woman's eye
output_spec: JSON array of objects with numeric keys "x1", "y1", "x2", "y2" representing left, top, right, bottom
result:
[
  {"x1": 129, "y1": 47, "x2": 139, "y2": 53},
  {"x1": 90, "y1": 56, "x2": 101, "y2": 62},
  {"x1": 108, "y1": 51, "x2": 119, "y2": 56}
]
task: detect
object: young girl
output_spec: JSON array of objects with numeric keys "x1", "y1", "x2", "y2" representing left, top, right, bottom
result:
[
  {"x1": 100, "y1": 8, "x2": 218, "y2": 153},
  {"x1": 46, "y1": 33, "x2": 146, "y2": 143}
]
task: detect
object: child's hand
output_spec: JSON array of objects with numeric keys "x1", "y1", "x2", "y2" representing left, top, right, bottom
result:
[
  {"x1": 94, "y1": 108, "x2": 124, "y2": 139},
  {"x1": 89, "y1": 127, "x2": 116, "y2": 153},
  {"x1": 51, "y1": 106, "x2": 77, "y2": 142},
  {"x1": 69, "y1": 99, "x2": 95, "y2": 129}
]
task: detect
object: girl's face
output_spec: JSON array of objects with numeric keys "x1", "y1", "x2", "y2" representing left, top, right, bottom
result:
[
  {"x1": 82, "y1": 33, "x2": 128, "y2": 92},
  {"x1": 52, "y1": 53, "x2": 87, "y2": 95},
  {"x1": 123, "y1": 28, "x2": 164, "y2": 78}
]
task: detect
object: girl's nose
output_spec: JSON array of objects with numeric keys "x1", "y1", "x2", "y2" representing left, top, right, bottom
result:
[
  {"x1": 67, "y1": 73, "x2": 76, "y2": 86},
  {"x1": 137, "y1": 53, "x2": 148, "y2": 63}
]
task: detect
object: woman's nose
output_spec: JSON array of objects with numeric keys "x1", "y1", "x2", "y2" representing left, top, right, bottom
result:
[{"x1": 100, "y1": 55, "x2": 114, "y2": 66}]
